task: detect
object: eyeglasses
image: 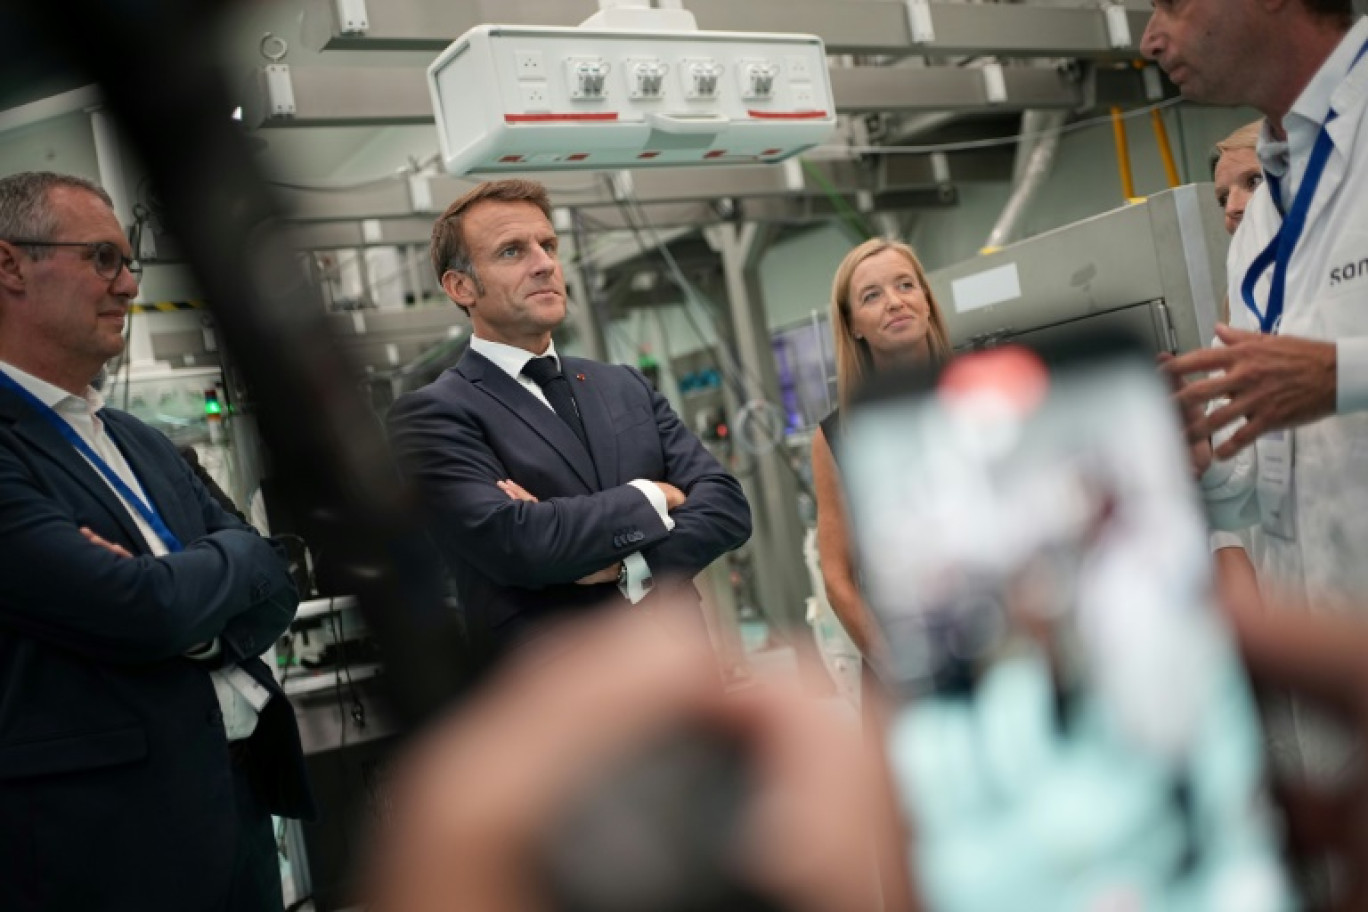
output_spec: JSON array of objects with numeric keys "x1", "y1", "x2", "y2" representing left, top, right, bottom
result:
[{"x1": 4, "y1": 239, "x2": 142, "y2": 280}]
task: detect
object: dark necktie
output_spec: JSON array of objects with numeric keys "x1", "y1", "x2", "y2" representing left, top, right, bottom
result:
[{"x1": 521, "y1": 356, "x2": 589, "y2": 451}]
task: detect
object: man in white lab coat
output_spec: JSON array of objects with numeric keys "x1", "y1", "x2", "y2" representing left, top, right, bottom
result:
[
  {"x1": 1148, "y1": 0, "x2": 1368, "y2": 603},
  {"x1": 1146, "y1": 1, "x2": 1368, "y2": 823}
]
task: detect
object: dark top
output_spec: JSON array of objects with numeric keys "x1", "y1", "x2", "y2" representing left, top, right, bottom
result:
[{"x1": 819, "y1": 408, "x2": 842, "y2": 468}]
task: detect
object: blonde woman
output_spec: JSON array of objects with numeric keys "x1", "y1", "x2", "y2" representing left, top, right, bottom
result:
[
  {"x1": 811, "y1": 238, "x2": 952, "y2": 665},
  {"x1": 1211, "y1": 120, "x2": 1264, "y2": 239},
  {"x1": 1208, "y1": 121, "x2": 1266, "y2": 598}
]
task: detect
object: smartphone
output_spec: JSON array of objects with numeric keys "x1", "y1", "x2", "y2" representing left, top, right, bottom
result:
[{"x1": 840, "y1": 333, "x2": 1295, "y2": 912}]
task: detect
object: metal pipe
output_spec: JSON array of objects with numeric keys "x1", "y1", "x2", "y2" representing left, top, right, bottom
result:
[
  {"x1": 982, "y1": 109, "x2": 1066, "y2": 252},
  {"x1": 1111, "y1": 105, "x2": 1136, "y2": 201},
  {"x1": 1151, "y1": 107, "x2": 1181, "y2": 188},
  {"x1": 88, "y1": 107, "x2": 134, "y2": 230}
]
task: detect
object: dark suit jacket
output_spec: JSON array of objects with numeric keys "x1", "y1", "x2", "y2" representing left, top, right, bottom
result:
[
  {"x1": 387, "y1": 349, "x2": 751, "y2": 651},
  {"x1": 0, "y1": 387, "x2": 313, "y2": 912}
]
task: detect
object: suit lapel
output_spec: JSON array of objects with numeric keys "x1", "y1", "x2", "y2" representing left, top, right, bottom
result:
[
  {"x1": 458, "y1": 350, "x2": 597, "y2": 490},
  {"x1": 0, "y1": 388, "x2": 148, "y2": 550},
  {"x1": 562, "y1": 357, "x2": 619, "y2": 491}
]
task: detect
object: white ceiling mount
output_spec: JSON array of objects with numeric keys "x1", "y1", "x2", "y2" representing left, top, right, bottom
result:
[
  {"x1": 427, "y1": 18, "x2": 836, "y2": 176},
  {"x1": 580, "y1": 0, "x2": 698, "y2": 32}
]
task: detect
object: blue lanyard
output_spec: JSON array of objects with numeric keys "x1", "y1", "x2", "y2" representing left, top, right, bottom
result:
[
  {"x1": 0, "y1": 369, "x2": 184, "y2": 553},
  {"x1": 1242, "y1": 38, "x2": 1368, "y2": 334}
]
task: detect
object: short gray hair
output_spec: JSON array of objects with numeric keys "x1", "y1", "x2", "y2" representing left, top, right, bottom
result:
[{"x1": 0, "y1": 172, "x2": 114, "y2": 252}]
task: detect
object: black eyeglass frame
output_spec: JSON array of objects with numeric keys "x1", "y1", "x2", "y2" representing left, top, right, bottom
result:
[{"x1": 3, "y1": 239, "x2": 142, "y2": 280}]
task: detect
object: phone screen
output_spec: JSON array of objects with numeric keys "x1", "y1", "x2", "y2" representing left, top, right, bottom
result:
[{"x1": 840, "y1": 338, "x2": 1294, "y2": 911}]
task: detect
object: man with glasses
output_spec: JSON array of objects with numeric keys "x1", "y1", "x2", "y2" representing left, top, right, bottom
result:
[{"x1": 0, "y1": 171, "x2": 313, "y2": 911}]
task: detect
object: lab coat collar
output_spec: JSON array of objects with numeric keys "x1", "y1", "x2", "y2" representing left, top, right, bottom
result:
[{"x1": 1260, "y1": 17, "x2": 1368, "y2": 176}]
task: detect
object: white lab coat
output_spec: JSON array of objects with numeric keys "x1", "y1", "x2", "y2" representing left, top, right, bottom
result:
[{"x1": 1205, "y1": 16, "x2": 1368, "y2": 605}]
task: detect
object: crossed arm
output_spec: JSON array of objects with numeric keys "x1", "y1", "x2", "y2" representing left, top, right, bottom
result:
[
  {"x1": 0, "y1": 437, "x2": 297, "y2": 666},
  {"x1": 495, "y1": 478, "x2": 685, "y2": 584},
  {"x1": 388, "y1": 373, "x2": 750, "y2": 590}
]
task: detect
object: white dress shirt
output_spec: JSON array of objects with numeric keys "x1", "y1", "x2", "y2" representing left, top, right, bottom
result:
[
  {"x1": 469, "y1": 336, "x2": 672, "y2": 603},
  {"x1": 0, "y1": 360, "x2": 266, "y2": 740}
]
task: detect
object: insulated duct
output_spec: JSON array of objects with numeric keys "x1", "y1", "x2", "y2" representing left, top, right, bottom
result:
[{"x1": 983, "y1": 108, "x2": 1068, "y2": 251}]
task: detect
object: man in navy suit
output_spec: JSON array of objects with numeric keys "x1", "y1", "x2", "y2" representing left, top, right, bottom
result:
[
  {"x1": 0, "y1": 171, "x2": 312, "y2": 911},
  {"x1": 388, "y1": 179, "x2": 751, "y2": 666}
]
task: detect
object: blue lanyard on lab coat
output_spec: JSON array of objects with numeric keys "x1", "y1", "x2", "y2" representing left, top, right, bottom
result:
[
  {"x1": 1241, "y1": 39, "x2": 1368, "y2": 334},
  {"x1": 0, "y1": 369, "x2": 184, "y2": 553}
]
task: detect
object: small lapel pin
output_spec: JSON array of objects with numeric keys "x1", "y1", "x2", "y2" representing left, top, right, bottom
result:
[{"x1": 575, "y1": 373, "x2": 586, "y2": 381}]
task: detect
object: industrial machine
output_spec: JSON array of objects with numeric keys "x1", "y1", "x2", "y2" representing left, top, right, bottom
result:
[{"x1": 928, "y1": 184, "x2": 1229, "y2": 356}]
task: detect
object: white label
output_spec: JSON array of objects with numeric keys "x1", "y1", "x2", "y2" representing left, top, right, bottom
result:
[{"x1": 951, "y1": 263, "x2": 1021, "y2": 313}]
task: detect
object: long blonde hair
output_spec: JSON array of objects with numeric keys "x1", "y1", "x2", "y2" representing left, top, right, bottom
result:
[{"x1": 830, "y1": 238, "x2": 952, "y2": 411}]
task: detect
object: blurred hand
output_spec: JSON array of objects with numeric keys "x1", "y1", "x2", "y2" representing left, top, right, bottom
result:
[
  {"x1": 1164, "y1": 325, "x2": 1336, "y2": 459},
  {"x1": 655, "y1": 481, "x2": 687, "y2": 511},
  {"x1": 498, "y1": 479, "x2": 538, "y2": 503},
  {"x1": 575, "y1": 562, "x2": 621, "y2": 586},
  {"x1": 1226, "y1": 592, "x2": 1368, "y2": 911},
  {"x1": 80, "y1": 526, "x2": 133, "y2": 559},
  {"x1": 365, "y1": 610, "x2": 908, "y2": 912},
  {"x1": 1157, "y1": 351, "x2": 1214, "y2": 479}
]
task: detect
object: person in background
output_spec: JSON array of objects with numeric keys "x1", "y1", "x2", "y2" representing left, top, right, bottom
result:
[
  {"x1": 0, "y1": 171, "x2": 313, "y2": 912},
  {"x1": 811, "y1": 238, "x2": 953, "y2": 667},
  {"x1": 1211, "y1": 120, "x2": 1266, "y2": 243},
  {"x1": 1206, "y1": 120, "x2": 1266, "y2": 600},
  {"x1": 1149, "y1": 0, "x2": 1368, "y2": 602},
  {"x1": 388, "y1": 179, "x2": 751, "y2": 673},
  {"x1": 809, "y1": 239, "x2": 953, "y2": 909}
]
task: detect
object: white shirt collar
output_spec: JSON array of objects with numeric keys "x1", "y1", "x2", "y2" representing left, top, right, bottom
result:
[
  {"x1": 0, "y1": 359, "x2": 103, "y2": 414},
  {"x1": 469, "y1": 335, "x2": 560, "y2": 382},
  {"x1": 1259, "y1": 16, "x2": 1368, "y2": 178}
]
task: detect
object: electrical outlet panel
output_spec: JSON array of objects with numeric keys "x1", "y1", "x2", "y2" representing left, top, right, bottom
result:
[
  {"x1": 428, "y1": 23, "x2": 835, "y2": 174},
  {"x1": 625, "y1": 57, "x2": 668, "y2": 100},
  {"x1": 514, "y1": 49, "x2": 545, "y2": 79},
  {"x1": 737, "y1": 58, "x2": 779, "y2": 100},
  {"x1": 565, "y1": 56, "x2": 611, "y2": 100},
  {"x1": 680, "y1": 57, "x2": 723, "y2": 100}
]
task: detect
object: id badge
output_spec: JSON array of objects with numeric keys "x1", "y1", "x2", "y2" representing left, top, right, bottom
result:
[{"x1": 1256, "y1": 430, "x2": 1297, "y2": 539}]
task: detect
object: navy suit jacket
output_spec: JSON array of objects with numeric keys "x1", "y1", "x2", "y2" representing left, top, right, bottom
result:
[
  {"x1": 387, "y1": 349, "x2": 751, "y2": 648},
  {"x1": 0, "y1": 386, "x2": 313, "y2": 912}
]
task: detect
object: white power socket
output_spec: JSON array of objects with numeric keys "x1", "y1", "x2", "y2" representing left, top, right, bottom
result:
[
  {"x1": 519, "y1": 82, "x2": 550, "y2": 111},
  {"x1": 515, "y1": 49, "x2": 546, "y2": 79}
]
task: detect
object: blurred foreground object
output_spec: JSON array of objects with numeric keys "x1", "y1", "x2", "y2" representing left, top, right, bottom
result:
[{"x1": 365, "y1": 608, "x2": 909, "y2": 912}]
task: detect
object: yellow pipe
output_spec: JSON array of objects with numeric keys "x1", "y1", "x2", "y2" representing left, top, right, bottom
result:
[
  {"x1": 1110, "y1": 106, "x2": 1136, "y2": 201},
  {"x1": 1151, "y1": 108, "x2": 1181, "y2": 188}
]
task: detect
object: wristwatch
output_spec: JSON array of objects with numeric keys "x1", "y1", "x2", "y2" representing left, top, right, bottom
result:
[{"x1": 616, "y1": 561, "x2": 629, "y2": 588}]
